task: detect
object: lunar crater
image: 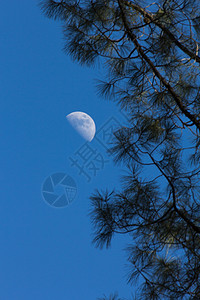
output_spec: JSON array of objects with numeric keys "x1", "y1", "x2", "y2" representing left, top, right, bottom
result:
[{"x1": 66, "y1": 111, "x2": 96, "y2": 142}]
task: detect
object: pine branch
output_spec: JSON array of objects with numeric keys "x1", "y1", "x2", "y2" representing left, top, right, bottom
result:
[
  {"x1": 124, "y1": 1, "x2": 200, "y2": 63},
  {"x1": 118, "y1": 0, "x2": 200, "y2": 130},
  {"x1": 148, "y1": 152, "x2": 200, "y2": 234}
]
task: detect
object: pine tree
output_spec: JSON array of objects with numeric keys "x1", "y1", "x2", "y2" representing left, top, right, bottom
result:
[{"x1": 40, "y1": 1, "x2": 200, "y2": 298}]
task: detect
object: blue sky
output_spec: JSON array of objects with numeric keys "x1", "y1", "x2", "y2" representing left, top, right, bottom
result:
[{"x1": 0, "y1": 1, "x2": 133, "y2": 299}]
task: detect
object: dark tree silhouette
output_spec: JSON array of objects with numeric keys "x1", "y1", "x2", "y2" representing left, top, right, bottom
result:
[{"x1": 40, "y1": 1, "x2": 200, "y2": 298}]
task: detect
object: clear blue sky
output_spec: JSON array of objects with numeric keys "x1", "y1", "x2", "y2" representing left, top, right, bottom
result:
[{"x1": 0, "y1": 1, "x2": 133, "y2": 299}]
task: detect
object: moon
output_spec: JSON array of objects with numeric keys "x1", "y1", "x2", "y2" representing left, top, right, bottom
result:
[{"x1": 66, "y1": 111, "x2": 96, "y2": 142}]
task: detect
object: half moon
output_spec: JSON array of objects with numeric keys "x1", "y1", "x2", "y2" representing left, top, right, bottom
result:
[{"x1": 66, "y1": 111, "x2": 96, "y2": 142}]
